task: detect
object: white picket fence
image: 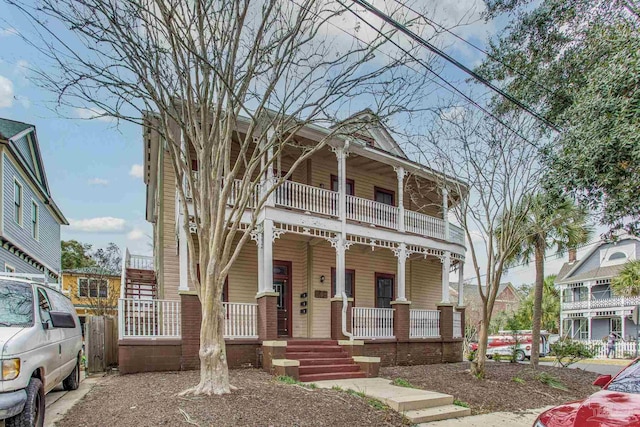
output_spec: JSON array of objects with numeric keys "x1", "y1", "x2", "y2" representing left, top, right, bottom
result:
[
  {"x1": 352, "y1": 307, "x2": 395, "y2": 339},
  {"x1": 224, "y1": 302, "x2": 258, "y2": 339},
  {"x1": 409, "y1": 309, "x2": 440, "y2": 338},
  {"x1": 453, "y1": 311, "x2": 463, "y2": 338},
  {"x1": 580, "y1": 339, "x2": 639, "y2": 359}
]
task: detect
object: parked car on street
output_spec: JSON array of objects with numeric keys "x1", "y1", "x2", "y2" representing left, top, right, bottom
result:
[
  {"x1": 470, "y1": 330, "x2": 552, "y2": 361},
  {"x1": 534, "y1": 358, "x2": 640, "y2": 427},
  {"x1": 0, "y1": 278, "x2": 82, "y2": 427}
]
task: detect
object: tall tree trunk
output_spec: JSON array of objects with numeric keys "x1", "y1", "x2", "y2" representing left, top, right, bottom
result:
[
  {"x1": 471, "y1": 313, "x2": 489, "y2": 378},
  {"x1": 531, "y1": 241, "x2": 545, "y2": 369},
  {"x1": 181, "y1": 277, "x2": 231, "y2": 395}
]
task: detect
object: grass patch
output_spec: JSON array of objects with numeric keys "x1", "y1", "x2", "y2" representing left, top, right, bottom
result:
[
  {"x1": 512, "y1": 376, "x2": 525, "y2": 384},
  {"x1": 392, "y1": 378, "x2": 416, "y2": 388},
  {"x1": 536, "y1": 372, "x2": 568, "y2": 391},
  {"x1": 275, "y1": 375, "x2": 317, "y2": 389},
  {"x1": 339, "y1": 389, "x2": 392, "y2": 412},
  {"x1": 345, "y1": 388, "x2": 367, "y2": 399},
  {"x1": 331, "y1": 385, "x2": 344, "y2": 392},
  {"x1": 453, "y1": 399, "x2": 470, "y2": 408}
]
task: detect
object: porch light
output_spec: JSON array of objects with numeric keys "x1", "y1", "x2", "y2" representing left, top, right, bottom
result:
[{"x1": 320, "y1": 275, "x2": 325, "y2": 283}]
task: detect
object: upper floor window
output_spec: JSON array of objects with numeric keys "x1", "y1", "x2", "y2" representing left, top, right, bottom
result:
[
  {"x1": 4, "y1": 264, "x2": 15, "y2": 273},
  {"x1": 31, "y1": 201, "x2": 39, "y2": 240},
  {"x1": 13, "y1": 180, "x2": 22, "y2": 226},
  {"x1": 374, "y1": 187, "x2": 394, "y2": 206},
  {"x1": 609, "y1": 252, "x2": 626, "y2": 261},
  {"x1": 330, "y1": 175, "x2": 354, "y2": 195},
  {"x1": 78, "y1": 278, "x2": 109, "y2": 298}
]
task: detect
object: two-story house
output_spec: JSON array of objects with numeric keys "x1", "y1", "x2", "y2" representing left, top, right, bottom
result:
[
  {"x1": 118, "y1": 111, "x2": 468, "y2": 379},
  {"x1": 557, "y1": 236, "x2": 640, "y2": 342},
  {"x1": 0, "y1": 118, "x2": 67, "y2": 282},
  {"x1": 61, "y1": 267, "x2": 121, "y2": 328}
]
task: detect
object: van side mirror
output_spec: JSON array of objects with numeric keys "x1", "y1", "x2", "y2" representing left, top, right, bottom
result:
[
  {"x1": 49, "y1": 311, "x2": 76, "y2": 329},
  {"x1": 593, "y1": 375, "x2": 612, "y2": 387}
]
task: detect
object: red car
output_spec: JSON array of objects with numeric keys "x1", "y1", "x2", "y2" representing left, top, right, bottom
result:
[{"x1": 534, "y1": 358, "x2": 640, "y2": 427}]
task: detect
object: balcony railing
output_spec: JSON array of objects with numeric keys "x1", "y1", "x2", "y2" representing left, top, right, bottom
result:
[
  {"x1": 275, "y1": 180, "x2": 338, "y2": 216},
  {"x1": 352, "y1": 307, "x2": 395, "y2": 339},
  {"x1": 409, "y1": 309, "x2": 440, "y2": 338},
  {"x1": 562, "y1": 295, "x2": 640, "y2": 310}
]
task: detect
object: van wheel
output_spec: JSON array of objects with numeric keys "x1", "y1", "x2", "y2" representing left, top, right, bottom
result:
[
  {"x1": 63, "y1": 358, "x2": 81, "y2": 391},
  {"x1": 7, "y1": 377, "x2": 44, "y2": 427},
  {"x1": 515, "y1": 350, "x2": 526, "y2": 362}
]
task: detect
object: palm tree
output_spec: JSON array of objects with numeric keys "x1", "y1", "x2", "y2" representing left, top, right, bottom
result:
[
  {"x1": 612, "y1": 260, "x2": 640, "y2": 297},
  {"x1": 514, "y1": 193, "x2": 592, "y2": 368}
]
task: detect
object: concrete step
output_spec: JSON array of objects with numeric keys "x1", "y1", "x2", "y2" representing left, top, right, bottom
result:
[
  {"x1": 299, "y1": 372, "x2": 367, "y2": 382},
  {"x1": 297, "y1": 358, "x2": 354, "y2": 366},
  {"x1": 299, "y1": 364, "x2": 360, "y2": 375},
  {"x1": 385, "y1": 393, "x2": 453, "y2": 412},
  {"x1": 287, "y1": 352, "x2": 347, "y2": 359},
  {"x1": 405, "y1": 404, "x2": 471, "y2": 424},
  {"x1": 286, "y1": 345, "x2": 344, "y2": 353}
]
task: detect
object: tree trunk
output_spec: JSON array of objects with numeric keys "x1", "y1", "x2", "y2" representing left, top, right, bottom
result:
[
  {"x1": 471, "y1": 315, "x2": 489, "y2": 378},
  {"x1": 530, "y1": 241, "x2": 545, "y2": 369},
  {"x1": 181, "y1": 279, "x2": 231, "y2": 396}
]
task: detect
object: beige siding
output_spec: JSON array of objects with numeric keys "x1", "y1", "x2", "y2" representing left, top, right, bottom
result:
[
  {"x1": 408, "y1": 257, "x2": 442, "y2": 310},
  {"x1": 160, "y1": 148, "x2": 180, "y2": 301}
]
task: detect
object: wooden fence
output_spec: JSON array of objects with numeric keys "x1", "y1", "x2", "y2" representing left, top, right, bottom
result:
[{"x1": 86, "y1": 315, "x2": 118, "y2": 373}]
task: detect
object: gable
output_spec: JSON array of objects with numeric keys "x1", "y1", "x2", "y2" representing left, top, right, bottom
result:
[
  {"x1": 337, "y1": 110, "x2": 407, "y2": 159},
  {"x1": 12, "y1": 133, "x2": 44, "y2": 185},
  {"x1": 561, "y1": 237, "x2": 640, "y2": 282}
]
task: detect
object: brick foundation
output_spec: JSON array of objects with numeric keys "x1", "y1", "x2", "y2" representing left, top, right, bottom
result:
[
  {"x1": 330, "y1": 299, "x2": 353, "y2": 340},
  {"x1": 391, "y1": 301, "x2": 410, "y2": 342},
  {"x1": 262, "y1": 341, "x2": 287, "y2": 373},
  {"x1": 362, "y1": 339, "x2": 463, "y2": 366},
  {"x1": 257, "y1": 293, "x2": 278, "y2": 341},
  {"x1": 437, "y1": 303, "x2": 455, "y2": 341},
  {"x1": 118, "y1": 339, "x2": 182, "y2": 374}
]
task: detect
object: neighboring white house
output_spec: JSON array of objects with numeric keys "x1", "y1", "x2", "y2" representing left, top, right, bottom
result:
[{"x1": 557, "y1": 235, "x2": 640, "y2": 342}]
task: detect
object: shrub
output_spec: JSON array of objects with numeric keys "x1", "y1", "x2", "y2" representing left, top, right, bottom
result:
[
  {"x1": 536, "y1": 372, "x2": 568, "y2": 391},
  {"x1": 467, "y1": 349, "x2": 477, "y2": 362},
  {"x1": 454, "y1": 399, "x2": 470, "y2": 408},
  {"x1": 493, "y1": 354, "x2": 503, "y2": 362},
  {"x1": 550, "y1": 339, "x2": 597, "y2": 367}
]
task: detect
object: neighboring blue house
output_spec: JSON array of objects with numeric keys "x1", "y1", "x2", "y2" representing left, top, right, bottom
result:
[{"x1": 0, "y1": 118, "x2": 67, "y2": 281}]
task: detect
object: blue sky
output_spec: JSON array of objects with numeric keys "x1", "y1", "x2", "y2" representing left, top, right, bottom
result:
[{"x1": 0, "y1": 0, "x2": 602, "y2": 286}]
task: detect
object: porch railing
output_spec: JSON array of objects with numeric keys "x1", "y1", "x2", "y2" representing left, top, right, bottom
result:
[
  {"x1": 409, "y1": 309, "x2": 440, "y2": 338},
  {"x1": 562, "y1": 295, "x2": 640, "y2": 310},
  {"x1": 347, "y1": 195, "x2": 398, "y2": 229},
  {"x1": 118, "y1": 298, "x2": 181, "y2": 339},
  {"x1": 224, "y1": 302, "x2": 258, "y2": 339},
  {"x1": 352, "y1": 307, "x2": 395, "y2": 339},
  {"x1": 405, "y1": 211, "x2": 445, "y2": 240},
  {"x1": 450, "y1": 224, "x2": 465, "y2": 246},
  {"x1": 275, "y1": 180, "x2": 338, "y2": 217},
  {"x1": 579, "y1": 340, "x2": 637, "y2": 359},
  {"x1": 453, "y1": 311, "x2": 463, "y2": 338},
  {"x1": 128, "y1": 254, "x2": 154, "y2": 271}
]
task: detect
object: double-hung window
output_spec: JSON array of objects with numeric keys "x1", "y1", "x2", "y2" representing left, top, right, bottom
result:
[
  {"x1": 14, "y1": 181, "x2": 22, "y2": 226},
  {"x1": 31, "y1": 201, "x2": 39, "y2": 239}
]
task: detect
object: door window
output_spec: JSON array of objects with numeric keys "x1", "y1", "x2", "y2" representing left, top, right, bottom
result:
[
  {"x1": 331, "y1": 175, "x2": 355, "y2": 195},
  {"x1": 376, "y1": 274, "x2": 394, "y2": 308}
]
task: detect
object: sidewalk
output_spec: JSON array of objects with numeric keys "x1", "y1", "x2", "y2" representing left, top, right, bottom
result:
[{"x1": 424, "y1": 406, "x2": 553, "y2": 427}]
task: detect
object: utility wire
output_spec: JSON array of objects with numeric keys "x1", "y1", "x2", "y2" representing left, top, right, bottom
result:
[
  {"x1": 336, "y1": 0, "x2": 541, "y2": 149},
  {"x1": 348, "y1": 0, "x2": 562, "y2": 132},
  {"x1": 390, "y1": 0, "x2": 556, "y2": 98}
]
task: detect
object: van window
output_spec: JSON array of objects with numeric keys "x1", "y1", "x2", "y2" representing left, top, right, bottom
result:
[
  {"x1": 48, "y1": 290, "x2": 75, "y2": 313},
  {"x1": 0, "y1": 280, "x2": 33, "y2": 327},
  {"x1": 37, "y1": 287, "x2": 52, "y2": 325}
]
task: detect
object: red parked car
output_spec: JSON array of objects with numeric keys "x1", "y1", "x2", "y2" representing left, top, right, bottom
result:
[{"x1": 534, "y1": 358, "x2": 640, "y2": 427}]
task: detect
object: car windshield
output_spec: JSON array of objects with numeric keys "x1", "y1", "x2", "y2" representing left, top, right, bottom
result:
[
  {"x1": 607, "y1": 360, "x2": 640, "y2": 394},
  {"x1": 0, "y1": 280, "x2": 34, "y2": 327}
]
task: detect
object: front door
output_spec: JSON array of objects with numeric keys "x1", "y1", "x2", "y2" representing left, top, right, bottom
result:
[{"x1": 273, "y1": 261, "x2": 292, "y2": 337}]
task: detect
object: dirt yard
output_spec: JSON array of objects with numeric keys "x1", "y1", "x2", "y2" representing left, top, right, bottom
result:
[
  {"x1": 59, "y1": 369, "x2": 406, "y2": 426},
  {"x1": 381, "y1": 361, "x2": 601, "y2": 415}
]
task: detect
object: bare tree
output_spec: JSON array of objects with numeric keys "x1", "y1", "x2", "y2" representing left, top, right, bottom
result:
[
  {"x1": 408, "y1": 107, "x2": 541, "y2": 378},
  {"x1": 7, "y1": 0, "x2": 445, "y2": 394},
  {"x1": 83, "y1": 243, "x2": 122, "y2": 317}
]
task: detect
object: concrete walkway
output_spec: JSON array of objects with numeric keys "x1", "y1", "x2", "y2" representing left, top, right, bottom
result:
[
  {"x1": 44, "y1": 373, "x2": 102, "y2": 427},
  {"x1": 537, "y1": 360, "x2": 626, "y2": 377},
  {"x1": 424, "y1": 406, "x2": 553, "y2": 427},
  {"x1": 311, "y1": 377, "x2": 471, "y2": 423}
]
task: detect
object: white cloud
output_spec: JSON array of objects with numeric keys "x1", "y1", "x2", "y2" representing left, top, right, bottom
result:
[
  {"x1": 0, "y1": 76, "x2": 14, "y2": 108},
  {"x1": 88, "y1": 178, "x2": 109, "y2": 185},
  {"x1": 74, "y1": 107, "x2": 116, "y2": 122},
  {"x1": 0, "y1": 28, "x2": 18, "y2": 37},
  {"x1": 439, "y1": 106, "x2": 467, "y2": 122},
  {"x1": 127, "y1": 228, "x2": 145, "y2": 241},
  {"x1": 129, "y1": 164, "x2": 144, "y2": 179},
  {"x1": 68, "y1": 217, "x2": 126, "y2": 233},
  {"x1": 13, "y1": 60, "x2": 28, "y2": 77}
]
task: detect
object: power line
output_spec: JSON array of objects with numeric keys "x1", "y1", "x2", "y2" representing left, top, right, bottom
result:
[
  {"x1": 336, "y1": 0, "x2": 541, "y2": 149},
  {"x1": 390, "y1": 0, "x2": 556, "y2": 98},
  {"x1": 348, "y1": 0, "x2": 561, "y2": 132}
]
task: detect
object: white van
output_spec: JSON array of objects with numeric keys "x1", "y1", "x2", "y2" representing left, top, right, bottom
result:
[{"x1": 0, "y1": 278, "x2": 82, "y2": 427}]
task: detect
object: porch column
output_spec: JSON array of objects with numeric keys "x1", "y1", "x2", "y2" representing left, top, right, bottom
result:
[
  {"x1": 178, "y1": 214, "x2": 189, "y2": 291},
  {"x1": 395, "y1": 166, "x2": 406, "y2": 232},
  {"x1": 262, "y1": 219, "x2": 274, "y2": 293},
  {"x1": 457, "y1": 261, "x2": 464, "y2": 307},
  {"x1": 334, "y1": 237, "x2": 346, "y2": 297},
  {"x1": 587, "y1": 315, "x2": 593, "y2": 340},
  {"x1": 441, "y1": 251, "x2": 451, "y2": 304},
  {"x1": 257, "y1": 219, "x2": 278, "y2": 341},
  {"x1": 394, "y1": 243, "x2": 408, "y2": 302},
  {"x1": 621, "y1": 314, "x2": 627, "y2": 340},
  {"x1": 442, "y1": 188, "x2": 450, "y2": 241},
  {"x1": 263, "y1": 131, "x2": 276, "y2": 207}
]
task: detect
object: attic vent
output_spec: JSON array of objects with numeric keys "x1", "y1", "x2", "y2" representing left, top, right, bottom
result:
[
  {"x1": 609, "y1": 252, "x2": 626, "y2": 261},
  {"x1": 353, "y1": 132, "x2": 375, "y2": 146}
]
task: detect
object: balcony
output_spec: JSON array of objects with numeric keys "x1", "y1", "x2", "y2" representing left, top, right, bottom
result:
[{"x1": 562, "y1": 295, "x2": 640, "y2": 311}]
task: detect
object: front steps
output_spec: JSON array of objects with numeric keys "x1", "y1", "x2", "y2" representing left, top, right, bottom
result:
[
  {"x1": 285, "y1": 340, "x2": 367, "y2": 382},
  {"x1": 310, "y1": 377, "x2": 471, "y2": 424}
]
